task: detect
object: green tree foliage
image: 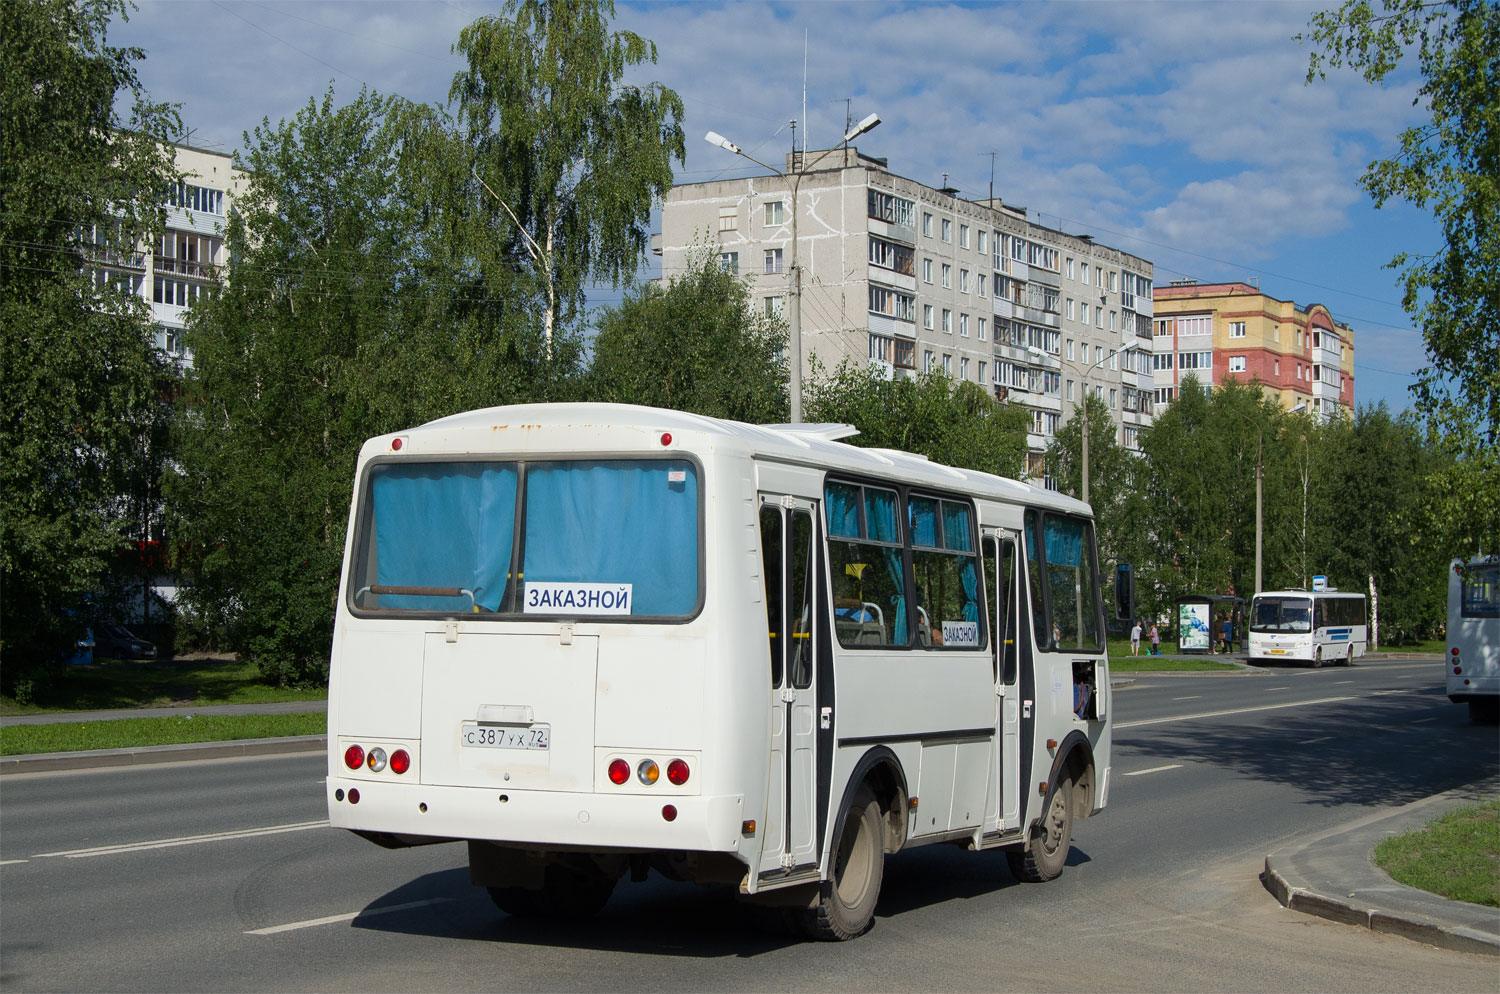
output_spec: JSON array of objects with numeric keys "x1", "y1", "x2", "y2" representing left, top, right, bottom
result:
[
  {"x1": 0, "y1": 0, "x2": 179, "y2": 675},
  {"x1": 806, "y1": 363, "x2": 1028, "y2": 479},
  {"x1": 588, "y1": 248, "x2": 788, "y2": 422},
  {"x1": 450, "y1": 0, "x2": 685, "y2": 343},
  {"x1": 1304, "y1": 0, "x2": 1500, "y2": 555}
]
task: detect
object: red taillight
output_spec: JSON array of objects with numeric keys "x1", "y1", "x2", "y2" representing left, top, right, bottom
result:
[
  {"x1": 608, "y1": 759, "x2": 630, "y2": 785},
  {"x1": 662, "y1": 804, "x2": 678, "y2": 822},
  {"x1": 667, "y1": 759, "x2": 690, "y2": 785},
  {"x1": 390, "y1": 749, "x2": 410, "y2": 775},
  {"x1": 344, "y1": 745, "x2": 365, "y2": 770},
  {"x1": 1451, "y1": 647, "x2": 1460, "y2": 655},
  {"x1": 391, "y1": 437, "x2": 403, "y2": 451},
  {"x1": 348, "y1": 788, "x2": 360, "y2": 804},
  {"x1": 660, "y1": 432, "x2": 672, "y2": 446}
]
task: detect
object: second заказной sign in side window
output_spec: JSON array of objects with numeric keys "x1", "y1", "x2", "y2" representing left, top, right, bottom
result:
[{"x1": 349, "y1": 459, "x2": 701, "y2": 619}]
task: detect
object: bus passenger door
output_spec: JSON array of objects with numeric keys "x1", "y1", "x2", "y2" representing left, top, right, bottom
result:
[
  {"x1": 758, "y1": 496, "x2": 819, "y2": 876},
  {"x1": 983, "y1": 530, "x2": 1023, "y2": 830}
]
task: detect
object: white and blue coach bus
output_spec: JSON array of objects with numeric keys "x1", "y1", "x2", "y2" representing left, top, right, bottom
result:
[
  {"x1": 1248, "y1": 588, "x2": 1367, "y2": 667},
  {"x1": 327, "y1": 404, "x2": 1115, "y2": 939}
]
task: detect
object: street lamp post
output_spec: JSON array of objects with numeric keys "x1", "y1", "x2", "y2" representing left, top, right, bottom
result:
[
  {"x1": 1250, "y1": 400, "x2": 1307, "y2": 596},
  {"x1": 705, "y1": 113, "x2": 880, "y2": 423},
  {"x1": 1028, "y1": 343, "x2": 1139, "y2": 506}
]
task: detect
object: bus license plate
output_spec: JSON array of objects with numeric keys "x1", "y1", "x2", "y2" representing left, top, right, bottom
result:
[
  {"x1": 1269, "y1": 649, "x2": 1285, "y2": 655},
  {"x1": 461, "y1": 722, "x2": 549, "y2": 750}
]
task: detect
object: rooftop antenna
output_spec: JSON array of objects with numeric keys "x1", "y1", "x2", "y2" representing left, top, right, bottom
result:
[
  {"x1": 179, "y1": 126, "x2": 196, "y2": 147},
  {"x1": 835, "y1": 97, "x2": 853, "y2": 135},
  {"x1": 802, "y1": 30, "x2": 808, "y2": 156},
  {"x1": 985, "y1": 151, "x2": 996, "y2": 202},
  {"x1": 789, "y1": 119, "x2": 797, "y2": 169}
]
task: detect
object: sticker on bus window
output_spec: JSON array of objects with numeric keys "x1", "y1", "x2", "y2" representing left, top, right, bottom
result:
[
  {"x1": 524, "y1": 582, "x2": 633, "y2": 615},
  {"x1": 942, "y1": 621, "x2": 980, "y2": 647}
]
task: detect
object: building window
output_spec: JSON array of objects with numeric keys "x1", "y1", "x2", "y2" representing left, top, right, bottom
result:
[
  {"x1": 923, "y1": 304, "x2": 934, "y2": 330},
  {"x1": 978, "y1": 360, "x2": 987, "y2": 384},
  {"x1": 1229, "y1": 356, "x2": 1247, "y2": 373},
  {"x1": 718, "y1": 207, "x2": 737, "y2": 232},
  {"x1": 1080, "y1": 262, "x2": 1089, "y2": 284},
  {"x1": 922, "y1": 258, "x2": 933, "y2": 283},
  {"x1": 1110, "y1": 389, "x2": 1117, "y2": 409},
  {"x1": 978, "y1": 317, "x2": 987, "y2": 341},
  {"x1": 924, "y1": 349, "x2": 935, "y2": 372},
  {"x1": 942, "y1": 308, "x2": 952, "y2": 333},
  {"x1": 943, "y1": 353, "x2": 952, "y2": 376},
  {"x1": 977, "y1": 230, "x2": 987, "y2": 255},
  {"x1": 894, "y1": 339, "x2": 915, "y2": 369},
  {"x1": 869, "y1": 333, "x2": 893, "y2": 363},
  {"x1": 764, "y1": 295, "x2": 784, "y2": 317},
  {"x1": 1066, "y1": 338, "x2": 1074, "y2": 361},
  {"x1": 1178, "y1": 350, "x2": 1213, "y2": 370},
  {"x1": 1066, "y1": 298, "x2": 1074, "y2": 320},
  {"x1": 764, "y1": 201, "x2": 784, "y2": 225},
  {"x1": 959, "y1": 224, "x2": 970, "y2": 248},
  {"x1": 941, "y1": 218, "x2": 952, "y2": 243},
  {"x1": 1080, "y1": 303, "x2": 1089, "y2": 324},
  {"x1": 961, "y1": 356, "x2": 970, "y2": 380},
  {"x1": 1096, "y1": 307, "x2": 1104, "y2": 329},
  {"x1": 977, "y1": 274, "x2": 986, "y2": 298},
  {"x1": 868, "y1": 238, "x2": 912, "y2": 275},
  {"x1": 867, "y1": 191, "x2": 915, "y2": 227},
  {"x1": 1066, "y1": 258, "x2": 1074, "y2": 279},
  {"x1": 960, "y1": 313, "x2": 970, "y2": 337},
  {"x1": 764, "y1": 248, "x2": 783, "y2": 274},
  {"x1": 941, "y1": 263, "x2": 951, "y2": 289},
  {"x1": 1109, "y1": 311, "x2": 1116, "y2": 332},
  {"x1": 960, "y1": 269, "x2": 970, "y2": 293},
  {"x1": 1109, "y1": 271, "x2": 1118, "y2": 292},
  {"x1": 1155, "y1": 318, "x2": 1172, "y2": 337},
  {"x1": 1066, "y1": 379, "x2": 1074, "y2": 401},
  {"x1": 719, "y1": 251, "x2": 738, "y2": 272},
  {"x1": 922, "y1": 212, "x2": 933, "y2": 236},
  {"x1": 168, "y1": 181, "x2": 224, "y2": 215},
  {"x1": 868, "y1": 285, "x2": 915, "y2": 321},
  {"x1": 1230, "y1": 321, "x2": 1246, "y2": 338}
]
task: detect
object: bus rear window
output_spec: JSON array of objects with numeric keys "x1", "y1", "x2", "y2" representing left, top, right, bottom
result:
[
  {"x1": 1460, "y1": 565, "x2": 1500, "y2": 619},
  {"x1": 350, "y1": 458, "x2": 701, "y2": 619}
]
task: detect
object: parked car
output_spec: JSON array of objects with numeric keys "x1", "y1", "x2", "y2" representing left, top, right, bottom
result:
[{"x1": 94, "y1": 624, "x2": 157, "y2": 660}]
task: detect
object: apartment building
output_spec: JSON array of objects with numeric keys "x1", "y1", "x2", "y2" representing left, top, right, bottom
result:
[
  {"x1": 90, "y1": 143, "x2": 246, "y2": 370},
  {"x1": 657, "y1": 147, "x2": 1155, "y2": 480},
  {"x1": 1151, "y1": 282, "x2": 1355, "y2": 418}
]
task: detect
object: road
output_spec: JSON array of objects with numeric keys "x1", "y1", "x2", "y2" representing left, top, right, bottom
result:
[{"x1": 2, "y1": 656, "x2": 1496, "y2": 992}]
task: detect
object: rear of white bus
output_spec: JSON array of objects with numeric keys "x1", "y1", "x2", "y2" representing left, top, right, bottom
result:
[
  {"x1": 326, "y1": 419, "x2": 761, "y2": 907},
  {"x1": 1447, "y1": 557, "x2": 1500, "y2": 723}
]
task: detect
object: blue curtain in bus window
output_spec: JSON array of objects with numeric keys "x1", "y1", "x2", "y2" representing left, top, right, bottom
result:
[
  {"x1": 909, "y1": 497, "x2": 938, "y2": 548},
  {"x1": 523, "y1": 461, "x2": 699, "y2": 616},
  {"x1": 942, "y1": 502, "x2": 973, "y2": 553},
  {"x1": 825, "y1": 482, "x2": 860, "y2": 538},
  {"x1": 372, "y1": 463, "x2": 517, "y2": 610},
  {"x1": 865, "y1": 487, "x2": 905, "y2": 643},
  {"x1": 1043, "y1": 516, "x2": 1083, "y2": 567}
]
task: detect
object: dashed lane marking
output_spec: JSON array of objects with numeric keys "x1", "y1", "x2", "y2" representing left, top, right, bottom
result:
[
  {"x1": 34, "y1": 820, "x2": 328, "y2": 859},
  {"x1": 1123, "y1": 764, "x2": 1183, "y2": 777}
]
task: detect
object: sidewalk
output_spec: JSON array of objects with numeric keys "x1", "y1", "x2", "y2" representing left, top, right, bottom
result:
[{"x1": 1264, "y1": 780, "x2": 1500, "y2": 957}]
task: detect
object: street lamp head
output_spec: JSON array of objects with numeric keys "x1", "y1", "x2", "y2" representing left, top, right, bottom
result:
[
  {"x1": 844, "y1": 112, "x2": 881, "y2": 143},
  {"x1": 1025, "y1": 345, "x2": 1047, "y2": 360},
  {"x1": 1288, "y1": 401, "x2": 1308, "y2": 414},
  {"x1": 704, "y1": 131, "x2": 740, "y2": 155}
]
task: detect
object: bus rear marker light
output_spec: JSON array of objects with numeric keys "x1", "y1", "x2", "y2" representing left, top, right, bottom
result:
[
  {"x1": 667, "y1": 759, "x2": 690, "y2": 785},
  {"x1": 348, "y1": 789, "x2": 360, "y2": 804},
  {"x1": 638, "y1": 759, "x2": 660, "y2": 785},
  {"x1": 343, "y1": 745, "x2": 364, "y2": 770},
  {"x1": 661, "y1": 804, "x2": 677, "y2": 822},
  {"x1": 608, "y1": 759, "x2": 630, "y2": 785},
  {"x1": 391, "y1": 437, "x2": 403, "y2": 450},
  {"x1": 660, "y1": 432, "x2": 672, "y2": 446},
  {"x1": 390, "y1": 749, "x2": 410, "y2": 774},
  {"x1": 741, "y1": 820, "x2": 756, "y2": 836},
  {"x1": 367, "y1": 747, "x2": 388, "y2": 773}
]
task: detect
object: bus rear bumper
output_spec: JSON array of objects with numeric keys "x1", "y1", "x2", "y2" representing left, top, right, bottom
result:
[{"x1": 327, "y1": 776, "x2": 746, "y2": 854}]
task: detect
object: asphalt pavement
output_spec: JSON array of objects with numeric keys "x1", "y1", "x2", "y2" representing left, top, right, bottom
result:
[{"x1": 3, "y1": 654, "x2": 1495, "y2": 957}]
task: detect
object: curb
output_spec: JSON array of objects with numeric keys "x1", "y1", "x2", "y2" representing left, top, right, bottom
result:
[
  {"x1": 1263, "y1": 786, "x2": 1500, "y2": 958},
  {"x1": 0, "y1": 735, "x2": 325, "y2": 775}
]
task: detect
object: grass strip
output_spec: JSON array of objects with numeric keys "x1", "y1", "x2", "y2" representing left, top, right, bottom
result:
[
  {"x1": 2, "y1": 658, "x2": 325, "y2": 715},
  {"x1": 1374, "y1": 801, "x2": 1500, "y2": 908},
  {"x1": 1, "y1": 713, "x2": 326, "y2": 756},
  {"x1": 1110, "y1": 657, "x2": 1242, "y2": 673}
]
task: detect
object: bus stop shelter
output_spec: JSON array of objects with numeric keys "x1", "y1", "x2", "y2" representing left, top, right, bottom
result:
[{"x1": 1175, "y1": 595, "x2": 1246, "y2": 654}]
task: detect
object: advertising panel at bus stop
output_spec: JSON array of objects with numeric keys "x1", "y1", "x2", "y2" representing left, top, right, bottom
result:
[{"x1": 1178, "y1": 602, "x2": 1211, "y2": 652}]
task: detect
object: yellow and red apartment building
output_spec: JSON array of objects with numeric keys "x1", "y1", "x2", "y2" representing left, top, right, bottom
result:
[{"x1": 1150, "y1": 281, "x2": 1354, "y2": 417}]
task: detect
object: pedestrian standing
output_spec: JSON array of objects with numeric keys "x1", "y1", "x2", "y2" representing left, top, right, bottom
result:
[
  {"x1": 1149, "y1": 623, "x2": 1160, "y2": 655},
  {"x1": 1130, "y1": 620, "x2": 1142, "y2": 656}
]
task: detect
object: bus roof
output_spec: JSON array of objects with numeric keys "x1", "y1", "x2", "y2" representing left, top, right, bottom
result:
[{"x1": 391, "y1": 402, "x2": 1092, "y2": 518}]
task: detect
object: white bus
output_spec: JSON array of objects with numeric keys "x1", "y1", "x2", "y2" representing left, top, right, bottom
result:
[
  {"x1": 1447, "y1": 555, "x2": 1499, "y2": 724},
  {"x1": 327, "y1": 404, "x2": 1114, "y2": 940},
  {"x1": 1247, "y1": 589, "x2": 1367, "y2": 667}
]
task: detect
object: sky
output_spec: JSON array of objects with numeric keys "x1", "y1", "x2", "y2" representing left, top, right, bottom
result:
[{"x1": 109, "y1": 0, "x2": 1439, "y2": 413}]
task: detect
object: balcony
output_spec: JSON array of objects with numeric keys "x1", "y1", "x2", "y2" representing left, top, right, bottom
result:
[
  {"x1": 868, "y1": 217, "x2": 916, "y2": 246},
  {"x1": 154, "y1": 257, "x2": 218, "y2": 280}
]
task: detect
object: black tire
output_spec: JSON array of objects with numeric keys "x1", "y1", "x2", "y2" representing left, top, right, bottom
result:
[
  {"x1": 1310, "y1": 646, "x2": 1323, "y2": 668},
  {"x1": 1341, "y1": 646, "x2": 1354, "y2": 667},
  {"x1": 1469, "y1": 697, "x2": 1500, "y2": 724},
  {"x1": 1006, "y1": 777, "x2": 1073, "y2": 883},
  {"x1": 487, "y1": 863, "x2": 616, "y2": 919},
  {"x1": 795, "y1": 785, "x2": 884, "y2": 940}
]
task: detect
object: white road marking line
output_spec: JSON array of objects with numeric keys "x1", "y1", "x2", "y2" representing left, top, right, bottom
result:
[
  {"x1": 1, "y1": 859, "x2": 29, "y2": 866},
  {"x1": 1303, "y1": 735, "x2": 1334, "y2": 745},
  {"x1": 1412, "y1": 716, "x2": 1438, "y2": 724},
  {"x1": 1171, "y1": 696, "x2": 1201, "y2": 701},
  {"x1": 246, "y1": 898, "x2": 453, "y2": 935},
  {"x1": 34, "y1": 820, "x2": 328, "y2": 859},
  {"x1": 1124, "y1": 764, "x2": 1183, "y2": 777},
  {"x1": 1335, "y1": 680, "x2": 1354, "y2": 685},
  {"x1": 1117, "y1": 694, "x2": 1363, "y2": 729},
  {"x1": 1266, "y1": 686, "x2": 1290, "y2": 691}
]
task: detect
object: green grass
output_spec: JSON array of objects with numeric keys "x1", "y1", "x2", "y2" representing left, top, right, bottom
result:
[
  {"x1": 1, "y1": 712, "x2": 327, "y2": 756},
  {"x1": 1111, "y1": 656, "x2": 1241, "y2": 672},
  {"x1": 2, "y1": 657, "x2": 325, "y2": 715},
  {"x1": 1374, "y1": 801, "x2": 1500, "y2": 908}
]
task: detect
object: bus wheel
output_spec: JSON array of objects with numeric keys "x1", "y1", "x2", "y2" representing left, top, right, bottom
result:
[
  {"x1": 1341, "y1": 646, "x2": 1354, "y2": 667},
  {"x1": 1310, "y1": 647, "x2": 1323, "y2": 668},
  {"x1": 487, "y1": 864, "x2": 616, "y2": 919},
  {"x1": 1006, "y1": 777, "x2": 1073, "y2": 882},
  {"x1": 797, "y1": 785, "x2": 884, "y2": 940}
]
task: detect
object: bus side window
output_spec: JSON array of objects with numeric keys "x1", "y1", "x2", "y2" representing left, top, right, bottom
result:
[
  {"x1": 759, "y1": 506, "x2": 784, "y2": 687},
  {"x1": 983, "y1": 536, "x2": 1018, "y2": 682},
  {"x1": 789, "y1": 509, "x2": 815, "y2": 689}
]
